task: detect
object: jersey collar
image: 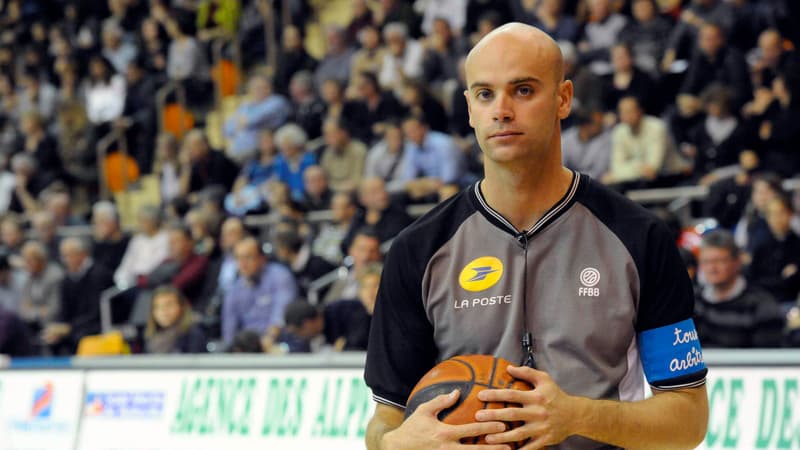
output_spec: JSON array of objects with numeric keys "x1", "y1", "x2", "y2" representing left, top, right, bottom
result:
[{"x1": 470, "y1": 170, "x2": 582, "y2": 239}]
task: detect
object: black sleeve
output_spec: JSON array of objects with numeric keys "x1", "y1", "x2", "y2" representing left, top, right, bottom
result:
[{"x1": 364, "y1": 236, "x2": 437, "y2": 409}]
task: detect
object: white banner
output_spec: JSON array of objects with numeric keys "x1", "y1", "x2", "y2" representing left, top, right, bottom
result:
[
  {"x1": 77, "y1": 369, "x2": 374, "y2": 450},
  {"x1": 0, "y1": 371, "x2": 84, "y2": 450}
]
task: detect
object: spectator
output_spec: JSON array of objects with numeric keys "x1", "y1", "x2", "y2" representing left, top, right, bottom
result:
[
  {"x1": 228, "y1": 329, "x2": 264, "y2": 353},
  {"x1": 144, "y1": 285, "x2": 207, "y2": 353},
  {"x1": 374, "y1": 0, "x2": 422, "y2": 38},
  {"x1": 113, "y1": 205, "x2": 169, "y2": 290},
  {"x1": 84, "y1": 55, "x2": 126, "y2": 132},
  {"x1": 734, "y1": 172, "x2": 783, "y2": 254},
  {"x1": 605, "y1": 96, "x2": 687, "y2": 187},
  {"x1": 319, "y1": 78, "x2": 369, "y2": 139},
  {"x1": 421, "y1": 18, "x2": 468, "y2": 89},
  {"x1": 601, "y1": 43, "x2": 660, "y2": 116},
  {"x1": 559, "y1": 40, "x2": 604, "y2": 113},
  {"x1": 579, "y1": 0, "x2": 628, "y2": 75},
  {"x1": 184, "y1": 207, "x2": 218, "y2": 258},
  {"x1": 319, "y1": 118, "x2": 367, "y2": 193},
  {"x1": 323, "y1": 227, "x2": 381, "y2": 304},
  {"x1": 30, "y1": 211, "x2": 60, "y2": 261},
  {"x1": 313, "y1": 25, "x2": 355, "y2": 91},
  {"x1": 273, "y1": 123, "x2": 316, "y2": 202},
  {"x1": 346, "y1": 177, "x2": 412, "y2": 249},
  {"x1": 0, "y1": 306, "x2": 33, "y2": 356},
  {"x1": 162, "y1": 12, "x2": 211, "y2": 102},
  {"x1": 747, "y1": 196, "x2": 800, "y2": 303},
  {"x1": 196, "y1": 0, "x2": 240, "y2": 42},
  {"x1": 217, "y1": 216, "x2": 246, "y2": 296},
  {"x1": 223, "y1": 75, "x2": 291, "y2": 163},
  {"x1": 222, "y1": 236, "x2": 298, "y2": 344},
  {"x1": 274, "y1": 300, "x2": 325, "y2": 353},
  {"x1": 349, "y1": 25, "x2": 385, "y2": 91},
  {"x1": 153, "y1": 133, "x2": 183, "y2": 204},
  {"x1": 398, "y1": 82, "x2": 446, "y2": 133},
  {"x1": 530, "y1": 0, "x2": 580, "y2": 43},
  {"x1": 55, "y1": 99, "x2": 96, "y2": 189},
  {"x1": 273, "y1": 228, "x2": 336, "y2": 299},
  {"x1": 703, "y1": 152, "x2": 758, "y2": 228},
  {"x1": 561, "y1": 105, "x2": 613, "y2": 181},
  {"x1": 42, "y1": 237, "x2": 114, "y2": 354},
  {"x1": 313, "y1": 191, "x2": 358, "y2": 264},
  {"x1": 101, "y1": 20, "x2": 138, "y2": 74},
  {"x1": 749, "y1": 28, "x2": 796, "y2": 89},
  {"x1": 18, "y1": 240, "x2": 64, "y2": 333},
  {"x1": 0, "y1": 215, "x2": 25, "y2": 262},
  {"x1": 138, "y1": 16, "x2": 168, "y2": 76},
  {"x1": 679, "y1": 22, "x2": 752, "y2": 114},
  {"x1": 324, "y1": 262, "x2": 381, "y2": 351},
  {"x1": 289, "y1": 71, "x2": 326, "y2": 140},
  {"x1": 379, "y1": 22, "x2": 425, "y2": 96},
  {"x1": 224, "y1": 129, "x2": 277, "y2": 216},
  {"x1": 301, "y1": 165, "x2": 332, "y2": 212},
  {"x1": 618, "y1": 0, "x2": 673, "y2": 75},
  {"x1": 17, "y1": 110, "x2": 63, "y2": 184},
  {"x1": 399, "y1": 114, "x2": 464, "y2": 200},
  {"x1": 365, "y1": 122, "x2": 409, "y2": 193},
  {"x1": 663, "y1": 0, "x2": 736, "y2": 68},
  {"x1": 43, "y1": 191, "x2": 84, "y2": 227},
  {"x1": 180, "y1": 129, "x2": 239, "y2": 197},
  {"x1": 695, "y1": 229, "x2": 785, "y2": 347},
  {"x1": 91, "y1": 201, "x2": 130, "y2": 274},
  {"x1": 420, "y1": 0, "x2": 467, "y2": 37},
  {"x1": 0, "y1": 253, "x2": 23, "y2": 313},
  {"x1": 17, "y1": 69, "x2": 58, "y2": 123},
  {"x1": 274, "y1": 25, "x2": 317, "y2": 96},
  {"x1": 118, "y1": 57, "x2": 157, "y2": 173},
  {"x1": 350, "y1": 71, "x2": 406, "y2": 144}
]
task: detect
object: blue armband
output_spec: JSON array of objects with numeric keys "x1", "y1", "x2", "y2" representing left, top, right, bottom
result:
[{"x1": 638, "y1": 318, "x2": 706, "y2": 388}]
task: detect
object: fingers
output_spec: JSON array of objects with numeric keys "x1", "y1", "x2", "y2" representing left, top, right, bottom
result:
[
  {"x1": 506, "y1": 365, "x2": 549, "y2": 385},
  {"x1": 455, "y1": 444, "x2": 512, "y2": 450},
  {"x1": 478, "y1": 387, "x2": 536, "y2": 404},
  {"x1": 475, "y1": 404, "x2": 543, "y2": 423},
  {"x1": 451, "y1": 420, "x2": 507, "y2": 439},
  {"x1": 417, "y1": 389, "x2": 460, "y2": 416}
]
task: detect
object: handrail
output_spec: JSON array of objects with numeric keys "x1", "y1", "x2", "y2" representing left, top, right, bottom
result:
[{"x1": 626, "y1": 176, "x2": 800, "y2": 204}]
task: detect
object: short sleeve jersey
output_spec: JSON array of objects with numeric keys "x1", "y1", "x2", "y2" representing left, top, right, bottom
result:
[{"x1": 365, "y1": 172, "x2": 707, "y2": 450}]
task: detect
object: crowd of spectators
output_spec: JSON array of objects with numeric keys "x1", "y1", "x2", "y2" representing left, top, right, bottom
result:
[{"x1": 1, "y1": 0, "x2": 800, "y2": 357}]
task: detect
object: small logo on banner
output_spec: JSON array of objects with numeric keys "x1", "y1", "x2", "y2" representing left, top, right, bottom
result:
[
  {"x1": 578, "y1": 267, "x2": 600, "y2": 297},
  {"x1": 84, "y1": 391, "x2": 165, "y2": 419},
  {"x1": 31, "y1": 382, "x2": 53, "y2": 419}
]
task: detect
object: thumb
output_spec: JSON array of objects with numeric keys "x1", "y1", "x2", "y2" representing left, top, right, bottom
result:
[
  {"x1": 507, "y1": 365, "x2": 549, "y2": 386},
  {"x1": 417, "y1": 389, "x2": 460, "y2": 416}
]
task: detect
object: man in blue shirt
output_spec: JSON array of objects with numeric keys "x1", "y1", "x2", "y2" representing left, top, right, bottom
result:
[
  {"x1": 223, "y1": 75, "x2": 292, "y2": 163},
  {"x1": 222, "y1": 237, "x2": 298, "y2": 344},
  {"x1": 399, "y1": 114, "x2": 465, "y2": 200}
]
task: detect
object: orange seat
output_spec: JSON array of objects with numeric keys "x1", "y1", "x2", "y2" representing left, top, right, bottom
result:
[
  {"x1": 162, "y1": 103, "x2": 195, "y2": 139},
  {"x1": 212, "y1": 59, "x2": 241, "y2": 98},
  {"x1": 103, "y1": 152, "x2": 140, "y2": 193},
  {"x1": 76, "y1": 331, "x2": 131, "y2": 356}
]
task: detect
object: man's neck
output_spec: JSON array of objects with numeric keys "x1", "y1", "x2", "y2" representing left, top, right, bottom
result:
[
  {"x1": 481, "y1": 157, "x2": 573, "y2": 232},
  {"x1": 711, "y1": 278, "x2": 740, "y2": 301}
]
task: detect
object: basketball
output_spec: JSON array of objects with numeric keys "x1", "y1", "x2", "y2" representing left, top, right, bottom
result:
[{"x1": 404, "y1": 354, "x2": 533, "y2": 447}]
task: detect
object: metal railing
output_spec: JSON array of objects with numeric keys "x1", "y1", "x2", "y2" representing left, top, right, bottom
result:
[
  {"x1": 155, "y1": 80, "x2": 189, "y2": 138},
  {"x1": 95, "y1": 128, "x2": 130, "y2": 201}
]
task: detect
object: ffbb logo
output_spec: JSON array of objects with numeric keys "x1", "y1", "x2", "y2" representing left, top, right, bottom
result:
[{"x1": 459, "y1": 257, "x2": 504, "y2": 292}]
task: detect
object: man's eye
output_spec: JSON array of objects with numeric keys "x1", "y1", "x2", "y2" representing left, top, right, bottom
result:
[
  {"x1": 476, "y1": 90, "x2": 492, "y2": 100},
  {"x1": 517, "y1": 86, "x2": 532, "y2": 95}
]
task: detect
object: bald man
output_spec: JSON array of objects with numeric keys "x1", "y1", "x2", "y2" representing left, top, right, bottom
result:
[{"x1": 365, "y1": 23, "x2": 708, "y2": 450}]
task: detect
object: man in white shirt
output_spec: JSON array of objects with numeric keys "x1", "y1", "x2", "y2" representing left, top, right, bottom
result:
[{"x1": 113, "y1": 205, "x2": 169, "y2": 289}]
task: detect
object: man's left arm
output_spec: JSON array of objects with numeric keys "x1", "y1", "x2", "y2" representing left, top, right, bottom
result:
[{"x1": 477, "y1": 366, "x2": 707, "y2": 450}]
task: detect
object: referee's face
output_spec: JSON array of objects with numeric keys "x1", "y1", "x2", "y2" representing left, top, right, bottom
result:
[{"x1": 464, "y1": 25, "x2": 572, "y2": 168}]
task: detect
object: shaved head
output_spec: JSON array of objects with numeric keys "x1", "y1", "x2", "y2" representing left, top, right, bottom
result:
[{"x1": 466, "y1": 22, "x2": 564, "y2": 86}]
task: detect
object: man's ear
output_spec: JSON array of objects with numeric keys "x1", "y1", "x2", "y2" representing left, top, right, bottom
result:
[
  {"x1": 557, "y1": 80, "x2": 573, "y2": 120},
  {"x1": 464, "y1": 90, "x2": 474, "y2": 129}
]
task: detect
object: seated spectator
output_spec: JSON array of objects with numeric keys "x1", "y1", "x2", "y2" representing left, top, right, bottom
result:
[
  {"x1": 749, "y1": 29, "x2": 797, "y2": 89},
  {"x1": 313, "y1": 191, "x2": 358, "y2": 265},
  {"x1": 154, "y1": 133, "x2": 183, "y2": 204},
  {"x1": 313, "y1": 25, "x2": 355, "y2": 91},
  {"x1": 529, "y1": 0, "x2": 580, "y2": 43},
  {"x1": 18, "y1": 240, "x2": 64, "y2": 333},
  {"x1": 274, "y1": 25, "x2": 317, "y2": 96},
  {"x1": 16, "y1": 110, "x2": 63, "y2": 182},
  {"x1": 217, "y1": 216, "x2": 247, "y2": 296},
  {"x1": 301, "y1": 165, "x2": 332, "y2": 212},
  {"x1": 662, "y1": 0, "x2": 736, "y2": 69},
  {"x1": 695, "y1": 229, "x2": 785, "y2": 347},
  {"x1": 0, "y1": 253, "x2": 23, "y2": 313},
  {"x1": 605, "y1": 96, "x2": 688, "y2": 188},
  {"x1": 144, "y1": 285, "x2": 207, "y2": 354},
  {"x1": 349, "y1": 25, "x2": 385, "y2": 92},
  {"x1": 30, "y1": 211, "x2": 60, "y2": 263},
  {"x1": 8, "y1": 153, "x2": 52, "y2": 215},
  {"x1": 678, "y1": 22, "x2": 752, "y2": 114},
  {"x1": 324, "y1": 262, "x2": 381, "y2": 351},
  {"x1": 319, "y1": 78, "x2": 369, "y2": 138},
  {"x1": 0, "y1": 306, "x2": 33, "y2": 356},
  {"x1": 84, "y1": 55, "x2": 126, "y2": 133},
  {"x1": 273, "y1": 228, "x2": 336, "y2": 299},
  {"x1": 346, "y1": 0, "x2": 374, "y2": 45},
  {"x1": 350, "y1": 71, "x2": 406, "y2": 144},
  {"x1": 0, "y1": 215, "x2": 25, "y2": 263},
  {"x1": 101, "y1": 20, "x2": 138, "y2": 74},
  {"x1": 17, "y1": 69, "x2": 58, "y2": 123},
  {"x1": 289, "y1": 71, "x2": 326, "y2": 140},
  {"x1": 561, "y1": 104, "x2": 612, "y2": 181},
  {"x1": 223, "y1": 75, "x2": 291, "y2": 163},
  {"x1": 365, "y1": 122, "x2": 409, "y2": 193},
  {"x1": 747, "y1": 196, "x2": 800, "y2": 303},
  {"x1": 379, "y1": 22, "x2": 425, "y2": 96},
  {"x1": 42, "y1": 237, "x2": 114, "y2": 354},
  {"x1": 400, "y1": 114, "x2": 465, "y2": 200},
  {"x1": 228, "y1": 330, "x2": 264, "y2": 353},
  {"x1": 118, "y1": 57, "x2": 158, "y2": 173},
  {"x1": 421, "y1": 18, "x2": 468, "y2": 89},
  {"x1": 222, "y1": 237, "x2": 298, "y2": 344},
  {"x1": 180, "y1": 129, "x2": 239, "y2": 197},
  {"x1": 138, "y1": 224, "x2": 209, "y2": 305},
  {"x1": 318, "y1": 118, "x2": 367, "y2": 193},
  {"x1": 43, "y1": 191, "x2": 85, "y2": 227},
  {"x1": 323, "y1": 228, "x2": 382, "y2": 304},
  {"x1": 683, "y1": 84, "x2": 746, "y2": 180},
  {"x1": 601, "y1": 43, "x2": 659, "y2": 116},
  {"x1": 184, "y1": 207, "x2": 220, "y2": 259},
  {"x1": 114, "y1": 205, "x2": 169, "y2": 290},
  {"x1": 91, "y1": 201, "x2": 131, "y2": 274},
  {"x1": 734, "y1": 172, "x2": 783, "y2": 254},
  {"x1": 274, "y1": 300, "x2": 326, "y2": 353},
  {"x1": 345, "y1": 177, "x2": 412, "y2": 249},
  {"x1": 703, "y1": 152, "x2": 759, "y2": 229},
  {"x1": 398, "y1": 82, "x2": 446, "y2": 133},
  {"x1": 160, "y1": 12, "x2": 211, "y2": 104},
  {"x1": 224, "y1": 129, "x2": 277, "y2": 216},
  {"x1": 617, "y1": 0, "x2": 672, "y2": 75},
  {"x1": 273, "y1": 123, "x2": 316, "y2": 202},
  {"x1": 578, "y1": 0, "x2": 628, "y2": 75}
]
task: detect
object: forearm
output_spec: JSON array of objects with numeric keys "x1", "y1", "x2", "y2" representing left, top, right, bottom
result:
[
  {"x1": 365, "y1": 405, "x2": 403, "y2": 450},
  {"x1": 572, "y1": 386, "x2": 708, "y2": 450}
]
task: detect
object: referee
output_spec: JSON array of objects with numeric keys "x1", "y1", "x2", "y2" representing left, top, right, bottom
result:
[{"x1": 364, "y1": 23, "x2": 708, "y2": 450}]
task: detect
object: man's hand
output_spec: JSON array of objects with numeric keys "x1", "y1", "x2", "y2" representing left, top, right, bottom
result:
[
  {"x1": 476, "y1": 366, "x2": 579, "y2": 448},
  {"x1": 42, "y1": 323, "x2": 71, "y2": 345},
  {"x1": 382, "y1": 390, "x2": 511, "y2": 450}
]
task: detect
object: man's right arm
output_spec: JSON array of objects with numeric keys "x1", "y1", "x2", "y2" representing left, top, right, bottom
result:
[{"x1": 365, "y1": 403, "x2": 404, "y2": 450}]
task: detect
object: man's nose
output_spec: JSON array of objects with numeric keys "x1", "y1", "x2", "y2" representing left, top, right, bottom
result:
[{"x1": 493, "y1": 93, "x2": 514, "y2": 122}]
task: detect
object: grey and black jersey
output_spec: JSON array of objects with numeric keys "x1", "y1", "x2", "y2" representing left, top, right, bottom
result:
[{"x1": 365, "y1": 171, "x2": 707, "y2": 450}]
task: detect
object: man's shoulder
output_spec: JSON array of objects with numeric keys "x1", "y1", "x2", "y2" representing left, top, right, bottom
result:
[{"x1": 390, "y1": 187, "x2": 475, "y2": 255}]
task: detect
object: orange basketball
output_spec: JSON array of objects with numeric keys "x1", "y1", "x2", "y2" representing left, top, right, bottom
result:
[{"x1": 405, "y1": 354, "x2": 533, "y2": 447}]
